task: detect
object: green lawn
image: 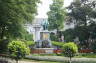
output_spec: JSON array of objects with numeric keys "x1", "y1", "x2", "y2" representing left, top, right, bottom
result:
[
  {"x1": 22, "y1": 59, "x2": 96, "y2": 63},
  {"x1": 21, "y1": 59, "x2": 61, "y2": 63},
  {"x1": 75, "y1": 53, "x2": 96, "y2": 58},
  {"x1": 31, "y1": 53, "x2": 96, "y2": 58}
]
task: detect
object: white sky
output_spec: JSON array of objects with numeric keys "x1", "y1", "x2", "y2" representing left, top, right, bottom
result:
[{"x1": 36, "y1": 0, "x2": 73, "y2": 18}]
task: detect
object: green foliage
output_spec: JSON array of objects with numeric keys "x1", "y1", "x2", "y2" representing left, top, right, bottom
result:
[
  {"x1": 47, "y1": 0, "x2": 66, "y2": 30},
  {"x1": 75, "y1": 53, "x2": 96, "y2": 58},
  {"x1": 0, "y1": 0, "x2": 40, "y2": 39},
  {"x1": 52, "y1": 41, "x2": 65, "y2": 47},
  {"x1": 66, "y1": 0, "x2": 96, "y2": 43},
  {"x1": 91, "y1": 41, "x2": 96, "y2": 52},
  {"x1": 62, "y1": 29, "x2": 75, "y2": 42},
  {"x1": 62, "y1": 42, "x2": 78, "y2": 57},
  {"x1": 8, "y1": 40, "x2": 30, "y2": 60},
  {"x1": 66, "y1": 0, "x2": 96, "y2": 48},
  {"x1": 25, "y1": 33, "x2": 33, "y2": 41},
  {"x1": 25, "y1": 41, "x2": 35, "y2": 46},
  {"x1": 0, "y1": 39, "x2": 9, "y2": 53},
  {"x1": 67, "y1": 0, "x2": 96, "y2": 26},
  {"x1": 50, "y1": 33, "x2": 58, "y2": 41}
]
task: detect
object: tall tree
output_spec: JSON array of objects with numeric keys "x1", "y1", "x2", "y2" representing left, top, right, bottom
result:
[
  {"x1": 0, "y1": 0, "x2": 40, "y2": 39},
  {"x1": 66, "y1": 0, "x2": 96, "y2": 48},
  {"x1": 67, "y1": 0, "x2": 96, "y2": 26},
  {"x1": 47, "y1": 0, "x2": 66, "y2": 31}
]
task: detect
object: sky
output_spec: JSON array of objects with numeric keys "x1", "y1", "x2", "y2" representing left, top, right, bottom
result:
[{"x1": 36, "y1": 0, "x2": 73, "y2": 18}]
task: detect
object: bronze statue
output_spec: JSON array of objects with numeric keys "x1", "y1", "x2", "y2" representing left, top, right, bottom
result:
[{"x1": 41, "y1": 19, "x2": 49, "y2": 30}]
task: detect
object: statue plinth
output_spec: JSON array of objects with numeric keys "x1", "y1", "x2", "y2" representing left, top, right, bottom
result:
[
  {"x1": 32, "y1": 19, "x2": 54, "y2": 54},
  {"x1": 35, "y1": 30, "x2": 52, "y2": 48}
]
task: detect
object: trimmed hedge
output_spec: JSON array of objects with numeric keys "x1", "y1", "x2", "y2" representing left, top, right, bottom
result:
[
  {"x1": 52, "y1": 41, "x2": 65, "y2": 47},
  {"x1": 25, "y1": 41, "x2": 35, "y2": 46}
]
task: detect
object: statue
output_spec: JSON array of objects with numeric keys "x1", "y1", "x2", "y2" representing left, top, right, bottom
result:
[{"x1": 41, "y1": 19, "x2": 49, "y2": 30}]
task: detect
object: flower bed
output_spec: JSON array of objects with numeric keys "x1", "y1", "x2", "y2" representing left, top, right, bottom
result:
[{"x1": 79, "y1": 49, "x2": 93, "y2": 53}]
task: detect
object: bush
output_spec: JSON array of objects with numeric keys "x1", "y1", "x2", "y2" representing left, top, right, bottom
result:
[
  {"x1": 50, "y1": 33, "x2": 58, "y2": 41},
  {"x1": 25, "y1": 34, "x2": 33, "y2": 41},
  {"x1": 62, "y1": 42, "x2": 78, "y2": 57},
  {"x1": 25, "y1": 41, "x2": 35, "y2": 46},
  {"x1": 52, "y1": 41, "x2": 65, "y2": 47},
  {"x1": 62, "y1": 42, "x2": 78, "y2": 63},
  {"x1": 25, "y1": 41, "x2": 35, "y2": 49},
  {"x1": 8, "y1": 40, "x2": 30, "y2": 63}
]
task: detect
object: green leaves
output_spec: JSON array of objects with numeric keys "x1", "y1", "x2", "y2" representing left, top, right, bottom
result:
[
  {"x1": 8, "y1": 40, "x2": 30, "y2": 59},
  {"x1": 52, "y1": 41, "x2": 65, "y2": 47},
  {"x1": 67, "y1": 0, "x2": 96, "y2": 26},
  {"x1": 48, "y1": 0, "x2": 66, "y2": 30},
  {"x1": 0, "y1": 0, "x2": 40, "y2": 39},
  {"x1": 62, "y1": 42, "x2": 78, "y2": 57}
]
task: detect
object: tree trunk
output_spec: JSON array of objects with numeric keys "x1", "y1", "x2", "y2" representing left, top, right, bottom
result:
[
  {"x1": 56, "y1": 28, "x2": 60, "y2": 41},
  {"x1": 69, "y1": 57, "x2": 72, "y2": 63},
  {"x1": 0, "y1": 26, "x2": 5, "y2": 39},
  {"x1": 16, "y1": 60, "x2": 18, "y2": 63}
]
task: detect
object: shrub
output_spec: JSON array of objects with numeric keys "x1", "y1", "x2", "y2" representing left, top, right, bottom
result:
[
  {"x1": 25, "y1": 41, "x2": 35, "y2": 46},
  {"x1": 50, "y1": 33, "x2": 58, "y2": 41},
  {"x1": 25, "y1": 34, "x2": 33, "y2": 41},
  {"x1": 91, "y1": 41, "x2": 96, "y2": 53},
  {"x1": 62, "y1": 42, "x2": 78, "y2": 56},
  {"x1": 52, "y1": 41, "x2": 65, "y2": 47},
  {"x1": 62, "y1": 42, "x2": 78, "y2": 63},
  {"x1": 25, "y1": 41, "x2": 35, "y2": 49},
  {"x1": 8, "y1": 40, "x2": 30, "y2": 63}
]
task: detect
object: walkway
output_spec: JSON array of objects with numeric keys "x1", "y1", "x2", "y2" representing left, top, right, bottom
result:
[
  {"x1": 26, "y1": 55, "x2": 96, "y2": 62},
  {"x1": 19, "y1": 61, "x2": 40, "y2": 63}
]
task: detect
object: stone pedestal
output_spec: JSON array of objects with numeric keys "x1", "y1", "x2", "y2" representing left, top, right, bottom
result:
[
  {"x1": 33, "y1": 25, "x2": 41, "y2": 42},
  {"x1": 33, "y1": 30, "x2": 54, "y2": 54},
  {"x1": 35, "y1": 30, "x2": 52, "y2": 48},
  {"x1": 31, "y1": 48, "x2": 54, "y2": 54},
  {"x1": 40, "y1": 30, "x2": 50, "y2": 40}
]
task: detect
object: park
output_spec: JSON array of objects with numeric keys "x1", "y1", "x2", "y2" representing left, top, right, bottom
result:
[{"x1": 0, "y1": 0, "x2": 96, "y2": 63}]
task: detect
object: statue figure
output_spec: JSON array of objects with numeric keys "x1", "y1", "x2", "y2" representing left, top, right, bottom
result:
[{"x1": 41, "y1": 19, "x2": 49, "y2": 30}]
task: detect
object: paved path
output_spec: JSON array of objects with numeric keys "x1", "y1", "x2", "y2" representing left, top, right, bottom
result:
[
  {"x1": 0, "y1": 57, "x2": 41, "y2": 63},
  {"x1": 26, "y1": 55, "x2": 96, "y2": 62},
  {"x1": 19, "y1": 61, "x2": 40, "y2": 63}
]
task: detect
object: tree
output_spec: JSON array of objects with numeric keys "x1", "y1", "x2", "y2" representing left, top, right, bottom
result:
[
  {"x1": 66, "y1": 0, "x2": 96, "y2": 48},
  {"x1": 47, "y1": 0, "x2": 66, "y2": 31},
  {"x1": 62, "y1": 42, "x2": 78, "y2": 63},
  {"x1": 8, "y1": 41, "x2": 30, "y2": 63},
  {"x1": 0, "y1": 0, "x2": 40, "y2": 39},
  {"x1": 67, "y1": 0, "x2": 96, "y2": 26},
  {"x1": 62, "y1": 29, "x2": 76, "y2": 42}
]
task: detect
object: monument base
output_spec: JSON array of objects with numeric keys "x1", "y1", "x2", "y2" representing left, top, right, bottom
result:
[{"x1": 31, "y1": 48, "x2": 54, "y2": 54}]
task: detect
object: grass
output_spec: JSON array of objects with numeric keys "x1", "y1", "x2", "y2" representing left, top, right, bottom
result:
[
  {"x1": 21, "y1": 59, "x2": 96, "y2": 63},
  {"x1": 75, "y1": 53, "x2": 96, "y2": 58},
  {"x1": 31, "y1": 53, "x2": 96, "y2": 58},
  {"x1": 25, "y1": 53, "x2": 96, "y2": 63},
  {"x1": 31, "y1": 54, "x2": 57, "y2": 56},
  {"x1": 21, "y1": 59, "x2": 62, "y2": 63}
]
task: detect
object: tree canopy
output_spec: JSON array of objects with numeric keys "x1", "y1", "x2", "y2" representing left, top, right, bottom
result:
[
  {"x1": 64, "y1": 0, "x2": 96, "y2": 49},
  {"x1": 67, "y1": 0, "x2": 96, "y2": 26},
  {"x1": 0, "y1": 0, "x2": 40, "y2": 39},
  {"x1": 47, "y1": 0, "x2": 66, "y2": 30}
]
